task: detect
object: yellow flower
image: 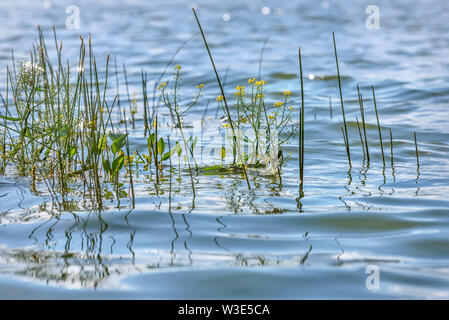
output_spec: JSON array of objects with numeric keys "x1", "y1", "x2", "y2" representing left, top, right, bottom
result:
[
  {"x1": 216, "y1": 95, "x2": 223, "y2": 101},
  {"x1": 274, "y1": 101, "x2": 284, "y2": 107},
  {"x1": 234, "y1": 85, "x2": 246, "y2": 96},
  {"x1": 248, "y1": 78, "x2": 256, "y2": 83},
  {"x1": 222, "y1": 123, "x2": 230, "y2": 128},
  {"x1": 268, "y1": 115, "x2": 275, "y2": 120},
  {"x1": 196, "y1": 84, "x2": 205, "y2": 88},
  {"x1": 255, "y1": 80, "x2": 267, "y2": 87},
  {"x1": 283, "y1": 90, "x2": 291, "y2": 96},
  {"x1": 256, "y1": 93, "x2": 264, "y2": 99},
  {"x1": 175, "y1": 65, "x2": 182, "y2": 71},
  {"x1": 158, "y1": 82, "x2": 166, "y2": 90}
]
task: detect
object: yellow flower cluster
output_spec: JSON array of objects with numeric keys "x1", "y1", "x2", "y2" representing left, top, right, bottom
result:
[
  {"x1": 158, "y1": 82, "x2": 166, "y2": 90},
  {"x1": 216, "y1": 95, "x2": 223, "y2": 101},
  {"x1": 274, "y1": 101, "x2": 284, "y2": 107},
  {"x1": 268, "y1": 115, "x2": 275, "y2": 120},
  {"x1": 234, "y1": 85, "x2": 246, "y2": 96},
  {"x1": 283, "y1": 90, "x2": 292, "y2": 96},
  {"x1": 255, "y1": 80, "x2": 267, "y2": 87},
  {"x1": 248, "y1": 78, "x2": 256, "y2": 83},
  {"x1": 175, "y1": 65, "x2": 182, "y2": 71},
  {"x1": 222, "y1": 123, "x2": 230, "y2": 128},
  {"x1": 196, "y1": 84, "x2": 205, "y2": 88}
]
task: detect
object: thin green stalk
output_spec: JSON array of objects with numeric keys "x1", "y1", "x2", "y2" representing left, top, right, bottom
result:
[
  {"x1": 192, "y1": 8, "x2": 251, "y2": 190},
  {"x1": 298, "y1": 47, "x2": 305, "y2": 190},
  {"x1": 356, "y1": 115, "x2": 366, "y2": 160},
  {"x1": 123, "y1": 109, "x2": 135, "y2": 208},
  {"x1": 414, "y1": 131, "x2": 420, "y2": 171},
  {"x1": 372, "y1": 85, "x2": 385, "y2": 167},
  {"x1": 357, "y1": 85, "x2": 370, "y2": 163},
  {"x1": 154, "y1": 114, "x2": 159, "y2": 184},
  {"x1": 389, "y1": 128, "x2": 394, "y2": 168},
  {"x1": 332, "y1": 32, "x2": 351, "y2": 168}
]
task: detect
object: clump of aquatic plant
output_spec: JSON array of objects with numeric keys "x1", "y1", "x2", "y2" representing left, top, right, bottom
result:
[
  {"x1": 217, "y1": 78, "x2": 295, "y2": 176},
  {"x1": 0, "y1": 28, "x2": 122, "y2": 209},
  {"x1": 159, "y1": 64, "x2": 204, "y2": 195}
]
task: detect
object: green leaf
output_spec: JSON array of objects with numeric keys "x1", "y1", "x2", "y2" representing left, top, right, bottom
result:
[
  {"x1": 175, "y1": 141, "x2": 182, "y2": 156},
  {"x1": 220, "y1": 146, "x2": 226, "y2": 160},
  {"x1": 103, "y1": 159, "x2": 111, "y2": 173},
  {"x1": 157, "y1": 137, "x2": 165, "y2": 156},
  {"x1": 109, "y1": 132, "x2": 123, "y2": 141},
  {"x1": 110, "y1": 133, "x2": 127, "y2": 155},
  {"x1": 161, "y1": 145, "x2": 177, "y2": 161},
  {"x1": 147, "y1": 133, "x2": 155, "y2": 155},
  {"x1": 67, "y1": 145, "x2": 77, "y2": 159},
  {"x1": 202, "y1": 165, "x2": 224, "y2": 172},
  {"x1": 191, "y1": 136, "x2": 198, "y2": 151},
  {"x1": 112, "y1": 153, "x2": 125, "y2": 172},
  {"x1": 97, "y1": 134, "x2": 107, "y2": 154}
]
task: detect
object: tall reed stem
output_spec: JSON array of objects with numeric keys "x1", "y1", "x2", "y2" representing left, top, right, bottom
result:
[
  {"x1": 192, "y1": 8, "x2": 251, "y2": 190},
  {"x1": 298, "y1": 47, "x2": 305, "y2": 191},
  {"x1": 372, "y1": 85, "x2": 385, "y2": 167},
  {"x1": 389, "y1": 129, "x2": 394, "y2": 168},
  {"x1": 414, "y1": 131, "x2": 420, "y2": 171},
  {"x1": 332, "y1": 32, "x2": 351, "y2": 168}
]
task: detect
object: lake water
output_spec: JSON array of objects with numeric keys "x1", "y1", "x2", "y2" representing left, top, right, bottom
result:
[{"x1": 1, "y1": 0, "x2": 449, "y2": 299}]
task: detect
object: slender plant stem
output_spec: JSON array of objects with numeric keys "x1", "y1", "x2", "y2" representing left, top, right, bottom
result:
[
  {"x1": 192, "y1": 8, "x2": 251, "y2": 190},
  {"x1": 332, "y1": 32, "x2": 351, "y2": 168},
  {"x1": 356, "y1": 115, "x2": 366, "y2": 160},
  {"x1": 414, "y1": 131, "x2": 420, "y2": 171},
  {"x1": 389, "y1": 128, "x2": 394, "y2": 168},
  {"x1": 298, "y1": 47, "x2": 305, "y2": 191},
  {"x1": 357, "y1": 85, "x2": 370, "y2": 163},
  {"x1": 372, "y1": 85, "x2": 385, "y2": 167}
]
